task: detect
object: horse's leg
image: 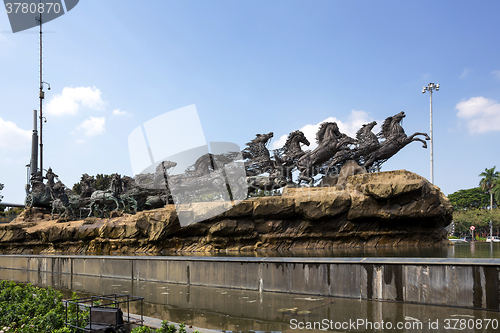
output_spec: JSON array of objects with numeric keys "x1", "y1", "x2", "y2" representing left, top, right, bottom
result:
[
  {"x1": 110, "y1": 198, "x2": 122, "y2": 213},
  {"x1": 407, "y1": 132, "x2": 430, "y2": 141},
  {"x1": 129, "y1": 198, "x2": 137, "y2": 214},
  {"x1": 88, "y1": 201, "x2": 95, "y2": 217},
  {"x1": 298, "y1": 170, "x2": 313, "y2": 185},
  {"x1": 410, "y1": 137, "x2": 428, "y2": 148},
  {"x1": 285, "y1": 164, "x2": 294, "y2": 184},
  {"x1": 364, "y1": 155, "x2": 375, "y2": 171},
  {"x1": 109, "y1": 197, "x2": 118, "y2": 211},
  {"x1": 98, "y1": 203, "x2": 105, "y2": 218}
]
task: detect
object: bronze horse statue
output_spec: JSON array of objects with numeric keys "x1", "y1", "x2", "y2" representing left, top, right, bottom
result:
[
  {"x1": 88, "y1": 174, "x2": 125, "y2": 217},
  {"x1": 242, "y1": 132, "x2": 274, "y2": 176},
  {"x1": 273, "y1": 130, "x2": 310, "y2": 183},
  {"x1": 349, "y1": 120, "x2": 381, "y2": 168},
  {"x1": 363, "y1": 111, "x2": 429, "y2": 171},
  {"x1": 296, "y1": 122, "x2": 353, "y2": 184}
]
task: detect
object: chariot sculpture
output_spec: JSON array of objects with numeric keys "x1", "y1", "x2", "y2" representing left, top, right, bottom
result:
[{"x1": 24, "y1": 111, "x2": 429, "y2": 219}]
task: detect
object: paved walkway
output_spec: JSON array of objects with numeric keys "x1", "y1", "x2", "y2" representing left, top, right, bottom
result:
[{"x1": 125, "y1": 313, "x2": 220, "y2": 333}]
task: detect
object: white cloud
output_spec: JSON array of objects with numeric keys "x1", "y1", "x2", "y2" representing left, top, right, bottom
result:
[
  {"x1": 46, "y1": 86, "x2": 106, "y2": 116},
  {"x1": 112, "y1": 109, "x2": 127, "y2": 116},
  {"x1": 459, "y1": 68, "x2": 471, "y2": 79},
  {"x1": 492, "y1": 71, "x2": 500, "y2": 80},
  {"x1": 77, "y1": 117, "x2": 106, "y2": 136},
  {"x1": 456, "y1": 97, "x2": 500, "y2": 134},
  {"x1": 271, "y1": 110, "x2": 377, "y2": 150},
  {"x1": 0, "y1": 117, "x2": 30, "y2": 150}
]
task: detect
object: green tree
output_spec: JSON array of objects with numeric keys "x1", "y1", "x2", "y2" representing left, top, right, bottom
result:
[
  {"x1": 0, "y1": 182, "x2": 4, "y2": 202},
  {"x1": 453, "y1": 208, "x2": 500, "y2": 236},
  {"x1": 479, "y1": 166, "x2": 500, "y2": 209},
  {"x1": 72, "y1": 182, "x2": 82, "y2": 195},
  {"x1": 493, "y1": 178, "x2": 500, "y2": 209},
  {"x1": 72, "y1": 174, "x2": 114, "y2": 194},
  {"x1": 95, "y1": 174, "x2": 112, "y2": 191},
  {"x1": 447, "y1": 187, "x2": 489, "y2": 210}
]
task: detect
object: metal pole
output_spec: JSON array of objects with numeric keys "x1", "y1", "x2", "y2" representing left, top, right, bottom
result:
[
  {"x1": 429, "y1": 88, "x2": 433, "y2": 184},
  {"x1": 39, "y1": 10, "x2": 43, "y2": 175}
]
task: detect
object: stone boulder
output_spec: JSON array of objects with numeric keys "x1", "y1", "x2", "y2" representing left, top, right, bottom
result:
[
  {"x1": 346, "y1": 170, "x2": 453, "y2": 226},
  {"x1": 0, "y1": 169, "x2": 453, "y2": 254}
]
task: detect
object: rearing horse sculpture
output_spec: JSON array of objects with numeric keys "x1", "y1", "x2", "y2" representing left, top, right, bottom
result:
[
  {"x1": 363, "y1": 111, "x2": 429, "y2": 171},
  {"x1": 242, "y1": 132, "x2": 274, "y2": 176},
  {"x1": 296, "y1": 122, "x2": 353, "y2": 184},
  {"x1": 273, "y1": 130, "x2": 310, "y2": 183}
]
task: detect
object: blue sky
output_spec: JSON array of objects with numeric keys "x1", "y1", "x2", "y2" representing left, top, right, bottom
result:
[{"x1": 1, "y1": 0, "x2": 500, "y2": 203}]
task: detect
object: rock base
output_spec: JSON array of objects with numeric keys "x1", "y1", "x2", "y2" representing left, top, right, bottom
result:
[{"x1": 0, "y1": 170, "x2": 453, "y2": 254}]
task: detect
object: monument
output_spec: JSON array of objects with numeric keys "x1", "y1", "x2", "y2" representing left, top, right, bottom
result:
[{"x1": 5, "y1": 111, "x2": 452, "y2": 254}]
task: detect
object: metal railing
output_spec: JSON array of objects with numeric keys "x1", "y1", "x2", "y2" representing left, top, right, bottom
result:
[{"x1": 64, "y1": 293, "x2": 144, "y2": 333}]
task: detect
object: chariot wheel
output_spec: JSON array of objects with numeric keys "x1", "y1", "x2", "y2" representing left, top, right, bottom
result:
[{"x1": 24, "y1": 193, "x2": 34, "y2": 208}]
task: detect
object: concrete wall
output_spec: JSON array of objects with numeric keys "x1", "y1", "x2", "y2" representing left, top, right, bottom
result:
[{"x1": 0, "y1": 255, "x2": 499, "y2": 310}]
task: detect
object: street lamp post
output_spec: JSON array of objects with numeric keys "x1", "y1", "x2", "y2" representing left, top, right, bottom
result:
[{"x1": 422, "y1": 83, "x2": 439, "y2": 184}]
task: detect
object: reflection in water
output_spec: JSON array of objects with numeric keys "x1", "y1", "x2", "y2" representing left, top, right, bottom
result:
[
  {"x1": 1, "y1": 269, "x2": 499, "y2": 333},
  {"x1": 55, "y1": 242, "x2": 500, "y2": 259}
]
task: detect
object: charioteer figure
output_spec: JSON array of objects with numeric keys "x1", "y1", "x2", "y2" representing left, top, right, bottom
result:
[{"x1": 45, "y1": 167, "x2": 58, "y2": 189}]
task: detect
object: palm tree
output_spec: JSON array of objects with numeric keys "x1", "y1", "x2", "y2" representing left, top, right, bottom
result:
[{"x1": 479, "y1": 166, "x2": 500, "y2": 210}]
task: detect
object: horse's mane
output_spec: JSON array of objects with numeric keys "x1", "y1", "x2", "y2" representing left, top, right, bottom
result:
[
  {"x1": 378, "y1": 116, "x2": 394, "y2": 139},
  {"x1": 316, "y1": 122, "x2": 335, "y2": 143},
  {"x1": 356, "y1": 125, "x2": 369, "y2": 141},
  {"x1": 357, "y1": 122, "x2": 378, "y2": 142}
]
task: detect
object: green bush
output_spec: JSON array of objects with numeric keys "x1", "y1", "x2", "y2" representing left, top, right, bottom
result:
[
  {"x1": 131, "y1": 326, "x2": 153, "y2": 333},
  {"x1": 131, "y1": 321, "x2": 202, "y2": 333},
  {"x1": 0, "y1": 281, "x2": 86, "y2": 333}
]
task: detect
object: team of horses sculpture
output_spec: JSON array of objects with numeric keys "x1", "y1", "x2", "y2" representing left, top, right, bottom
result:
[{"x1": 26, "y1": 111, "x2": 429, "y2": 219}]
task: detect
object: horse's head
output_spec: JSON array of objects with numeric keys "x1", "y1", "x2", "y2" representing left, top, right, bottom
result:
[
  {"x1": 297, "y1": 131, "x2": 310, "y2": 146},
  {"x1": 316, "y1": 122, "x2": 340, "y2": 143},
  {"x1": 363, "y1": 121, "x2": 377, "y2": 131},
  {"x1": 380, "y1": 111, "x2": 406, "y2": 139},
  {"x1": 264, "y1": 132, "x2": 274, "y2": 142},
  {"x1": 162, "y1": 160, "x2": 177, "y2": 170},
  {"x1": 394, "y1": 111, "x2": 406, "y2": 123},
  {"x1": 356, "y1": 121, "x2": 377, "y2": 140},
  {"x1": 288, "y1": 130, "x2": 310, "y2": 147},
  {"x1": 255, "y1": 132, "x2": 273, "y2": 145}
]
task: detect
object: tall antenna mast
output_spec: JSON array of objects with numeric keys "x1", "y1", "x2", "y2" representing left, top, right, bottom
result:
[
  {"x1": 38, "y1": 6, "x2": 43, "y2": 175},
  {"x1": 36, "y1": 2, "x2": 50, "y2": 176}
]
